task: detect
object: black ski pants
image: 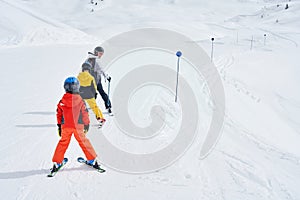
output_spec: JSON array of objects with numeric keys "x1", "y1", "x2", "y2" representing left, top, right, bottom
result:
[{"x1": 97, "y1": 81, "x2": 111, "y2": 109}]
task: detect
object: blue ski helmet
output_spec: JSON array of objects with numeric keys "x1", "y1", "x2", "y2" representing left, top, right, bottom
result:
[
  {"x1": 64, "y1": 77, "x2": 80, "y2": 93},
  {"x1": 82, "y1": 62, "x2": 92, "y2": 72}
]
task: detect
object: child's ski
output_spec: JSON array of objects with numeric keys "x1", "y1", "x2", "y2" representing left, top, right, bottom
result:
[
  {"x1": 77, "y1": 157, "x2": 106, "y2": 173},
  {"x1": 47, "y1": 158, "x2": 68, "y2": 177}
]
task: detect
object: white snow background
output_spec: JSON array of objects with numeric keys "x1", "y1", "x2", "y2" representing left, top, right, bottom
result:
[{"x1": 0, "y1": 0, "x2": 300, "y2": 199}]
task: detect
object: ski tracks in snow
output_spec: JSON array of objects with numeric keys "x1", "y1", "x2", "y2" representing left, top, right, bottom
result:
[{"x1": 220, "y1": 115, "x2": 300, "y2": 199}]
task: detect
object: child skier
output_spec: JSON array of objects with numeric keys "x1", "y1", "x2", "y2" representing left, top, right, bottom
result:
[
  {"x1": 86, "y1": 46, "x2": 113, "y2": 115},
  {"x1": 51, "y1": 77, "x2": 101, "y2": 173},
  {"x1": 77, "y1": 62, "x2": 106, "y2": 127}
]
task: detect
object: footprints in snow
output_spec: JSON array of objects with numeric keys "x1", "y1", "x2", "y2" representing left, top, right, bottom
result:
[{"x1": 216, "y1": 56, "x2": 261, "y2": 103}]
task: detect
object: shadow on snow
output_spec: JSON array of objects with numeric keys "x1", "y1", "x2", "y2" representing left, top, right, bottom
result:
[{"x1": 0, "y1": 167, "x2": 97, "y2": 179}]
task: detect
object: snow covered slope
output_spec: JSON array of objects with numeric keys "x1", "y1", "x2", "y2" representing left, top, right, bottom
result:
[{"x1": 0, "y1": 0, "x2": 300, "y2": 199}]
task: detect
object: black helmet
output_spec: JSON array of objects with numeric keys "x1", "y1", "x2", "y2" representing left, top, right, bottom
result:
[
  {"x1": 82, "y1": 62, "x2": 92, "y2": 72},
  {"x1": 94, "y1": 46, "x2": 104, "y2": 54},
  {"x1": 64, "y1": 77, "x2": 80, "y2": 93}
]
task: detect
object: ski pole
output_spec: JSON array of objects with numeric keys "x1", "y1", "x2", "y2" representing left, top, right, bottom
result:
[
  {"x1": 175, "y1": 51, "x2": 182, "y2": 103},
  {"x1": 211, "y1": 37, "x2": 214, "y2": 62},
  {"x1": 107, "y1": 79, "x2": 111, "y2": 98}
]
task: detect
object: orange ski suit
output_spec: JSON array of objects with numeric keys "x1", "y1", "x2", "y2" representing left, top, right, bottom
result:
[{"x1": 52, "y1": 93, "x2": 97, "y2": 163}]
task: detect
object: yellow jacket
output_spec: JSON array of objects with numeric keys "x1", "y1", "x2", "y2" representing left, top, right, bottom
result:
[{"x1": 77, "y1": 71, "x2": 97, "y2": 99}]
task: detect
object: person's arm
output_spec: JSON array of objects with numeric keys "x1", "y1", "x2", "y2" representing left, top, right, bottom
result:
[
  {"x1": 95, "y1": 62, "x2": 108, "y2": 79},
  {"x1": 56, "y1": 100, "x2": 63, "y2": 124},
  {"x1": 81, "y1": 100, "x2": 90, "y2": 125},
  {"x1": 92, "y1": 78, "x2": 97, "y2": 93},
  {"x1": 56, "y1": 100, "x2": 63, "y2": 136},
  {"x1": 81, "y1": 100, "x2": 90, "y2": 133}
]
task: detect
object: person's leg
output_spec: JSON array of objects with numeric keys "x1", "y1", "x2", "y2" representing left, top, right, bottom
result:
[
  {"x1": 97, "y1": 81, "x2": 111, "y2": 109},
  {"x1": 52, "y1": 128, "x2": 73, "y2": 163},
  {"x1": 73, "y1": 128, "x2": 97, "y2": 161},
  {"x1": 85, "y1": 98, "x2": 104, "y2": 119}
]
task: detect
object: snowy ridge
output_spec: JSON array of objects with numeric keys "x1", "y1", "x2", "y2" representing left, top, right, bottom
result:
[
  {"x1": 22, "y1": 26, "x2": 99, "y2": 46},
  {"x1": 0, "y1": 0, "x2": 100, "y2": 46}
]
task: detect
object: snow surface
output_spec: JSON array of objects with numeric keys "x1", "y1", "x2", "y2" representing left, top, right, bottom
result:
[{"x1": 0, "y1": 0, "x2": 300, "y2": 199}]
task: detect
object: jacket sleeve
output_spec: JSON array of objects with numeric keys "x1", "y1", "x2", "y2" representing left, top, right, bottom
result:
[
  {"x1": 95, "y1": 60, "x2": 108, "y2": 79},
  {"x1": 81, "y1": 100, "x2": 90, "y2": 125},
  {"x1": 56, "y1": 100, "x2": 63, "y2": 124},
  {"x1": 92, "y1": 78, "x2": 97, "y2": 94}
]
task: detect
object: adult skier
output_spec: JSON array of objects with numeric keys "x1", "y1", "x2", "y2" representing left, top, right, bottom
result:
[{"x1": 86, "y1": 46, "x2": 113, "y2": 115}]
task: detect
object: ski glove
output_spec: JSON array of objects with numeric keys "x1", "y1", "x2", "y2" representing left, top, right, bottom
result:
[
  {"x1": 57, "y1": 124, "x2": 62, "y2": 137},
  {"x1": 107, "y1": 76, "x2": 111, "y2": 82},
  {"x1": 84, "y1": 124, "x2": 90, "y2": 133}
]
